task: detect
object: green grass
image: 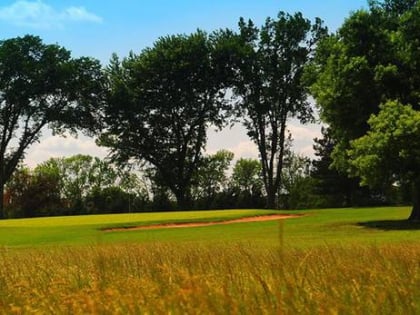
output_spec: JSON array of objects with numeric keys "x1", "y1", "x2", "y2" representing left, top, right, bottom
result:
[
  {"x1": 0, "y1": 209, "x2": 281, "y2": 247},
  {"x1": 0, "y1": 206, "x2": 418, "y2": 248},
  {"x1": 1, "y1": 206, "x2": 420, "y2": 314}
]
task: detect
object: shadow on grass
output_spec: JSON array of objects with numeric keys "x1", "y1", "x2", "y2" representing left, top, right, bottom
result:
[{"x1": 358, "y1": 220, "x2": 420, "y2": 231}]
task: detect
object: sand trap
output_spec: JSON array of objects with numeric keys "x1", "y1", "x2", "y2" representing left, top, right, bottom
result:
[{"x1": 103, "y1": 214, "x2": 300, "y2": 232}]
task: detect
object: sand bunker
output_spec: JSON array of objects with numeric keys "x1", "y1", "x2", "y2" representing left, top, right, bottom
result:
[{"x1": 104, "y1": 214, "x2": 300, "y2": 232}]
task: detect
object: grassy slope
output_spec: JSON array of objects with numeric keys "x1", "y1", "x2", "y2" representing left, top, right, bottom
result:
[
  {"x1": 1, "y1": 206, "x2": 420, "y2": 313},
  {"x1": 0, "y1": 206, "x2": 418, "y2": 248},
  {"x1": 0, "y1": 209, "x2": 279, "y2": 247}
]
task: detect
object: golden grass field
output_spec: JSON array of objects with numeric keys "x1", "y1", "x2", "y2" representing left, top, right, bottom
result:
[
  {"x1": 0, "y1": 207, "x2": 419, "y2": 314},
  {"x1": 0, "y1": 243, "x2": 419, "y2": 314}
]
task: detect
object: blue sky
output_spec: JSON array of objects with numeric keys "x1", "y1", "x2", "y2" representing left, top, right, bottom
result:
[
  {"x1": 0, "y1": 0, "x2": 369, "y2": 166},
  {"x1": 1, "y1": 0, "x2": 368, "y2": 64}
]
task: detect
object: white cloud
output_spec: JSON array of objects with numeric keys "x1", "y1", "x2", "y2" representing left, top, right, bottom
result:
[
  {"x1": 207, "y1": 121, "x2": 322, "y2": 161},
  {"x1": 206, "y1": 125, "x2": 259, "y2": 160},
  {"x1": 287, "y1": 121, "x2": 322, "y2": 158},
  {"x1": 0, "y1": 0, "x2": 102, "y2": 29},
  {"x1": 288, "y1": 124, "x2": 321, "y2": 141},
  {"x1": 64, "y1": 7, "x2": 102, "y2": 23},
  {"x1": 296, "y1": 145, "x2": 316, "y2": 158},
  {"x1": 23, "y1": 121, "x2": 321, "y2": 168},
  {"x1": 227, "y1": 140, "x2": 259, "y2": 160},
  {"x1": 25, "y1": 133, "x2": 109, "y2": 167}
]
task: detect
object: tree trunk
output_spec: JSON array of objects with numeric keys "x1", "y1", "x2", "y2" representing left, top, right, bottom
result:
[
  {"x1": 174, "y1": 189, "x2": 192, "y2": 211},
  {"x1": 0, "y1": 178, "x2": 4, "y2": 219},
  {"x1": 266, "y1": 187, "x2": 276, "y2": 209},
  {"x1": 409, "y1": 204, "x2": 420, "y2": 221},
  {"x1": 408, "y1": 182, "x2": 420, "y2": 221}
]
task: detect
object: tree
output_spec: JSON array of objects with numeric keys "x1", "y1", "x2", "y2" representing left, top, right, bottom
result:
[
  {"x1": 37, "y1": 155, "x2": 114, "y2": 211},
  {"x1": 369, "y1": 0, "x2": 418, "y2": 15},
  {"x1": 231, "y1": 12, "x2": 326, "y2": 208},
  {"x1": 0, "y1": 35, "x2": 104, "y2": 217},
  {"x1": 308, "y1": 0, "x2": 420, "y2": 172},
  {"x1": 9, "y1": 155, "x2": 147, "y2": 215},
  {"x1": 308, "y1": 0, "x2": 420, "y2": 212},
  {"x1": 192, "y1": 150, "x2": 234, "y2": 208},
  {"x1": 36, "y1": 155, "x2": 144, "y2": 213},
  {"x1": 281, "y1": 151, "x2": 311, "y2": 195},
  {"x1": 311, "y1": 127, "x2": 372, "y2": 207},
  {"x1": 349, "y1": 101, "x2": 420, "y2": 220},
  {"x1": 99, "y1": 31, "x2": 230, "y2": 209},
  {"x1": 231, "y1": 158, "x2": 263, "y2": 195},
  {"x1": 5, "y1": 165, "x2": 63, "y2": 217},
  {"x1": 85, "y1": 186, "x2": 133, "y2": 214},
  {"x1": 231, "y1": 158, "x2": 264, "y2": 208},
  {"x1": 4, "y1": 166, "x2": 31, "y2": 217}
]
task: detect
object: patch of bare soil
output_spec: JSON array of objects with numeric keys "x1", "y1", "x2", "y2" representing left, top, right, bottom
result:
[{"x1": 103, "y1": 214, "x2": 301, "y2": 232}]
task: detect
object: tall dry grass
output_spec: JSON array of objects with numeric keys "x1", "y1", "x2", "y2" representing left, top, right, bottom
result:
[{"x1": 0, "y1": 242, "x2": 419, "y2": 314}]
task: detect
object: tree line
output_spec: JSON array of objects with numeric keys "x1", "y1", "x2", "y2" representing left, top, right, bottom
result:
[
  {"x1": 1, "y1": 0, "x2": 419, "y2": 219},
  {"x1": 5, "y1": 148, "x2": 325, "y2": 217}
]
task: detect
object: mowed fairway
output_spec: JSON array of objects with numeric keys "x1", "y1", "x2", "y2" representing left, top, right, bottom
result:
[
  {"x1": 0, "y1": 207, "x2": 419, "y2": 248},
  {"x1": 1, "y1": 207, "x2": 420, "y2": 314},
  {"x1": 0, "y1": 209, "x2": 286, "y2": 247}
]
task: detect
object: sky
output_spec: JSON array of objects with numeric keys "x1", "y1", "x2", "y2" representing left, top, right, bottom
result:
[{"x1": 0, "y1": 0, "x2": 368, "y2": 167}]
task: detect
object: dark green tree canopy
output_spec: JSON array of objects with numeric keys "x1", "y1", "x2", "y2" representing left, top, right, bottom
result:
[
  {"x1": 228, "y1": 11, "x2": 326, "y2": 208},
  {"x1": 231, "y1": 158, "x2": 262, "y2": 194},
  {"x1": 192, "y1": 150, "x2": 234, "y2": 207},
  {"x1": 99, "y1": 31, "x2": 231, "y2": 209},
  {"x1": 350, "y1": 101, "x2": 420, "y2": 187},
  {"x1": 311, "y1": 127, "x2": 365, "y2": 207},
  {"x1": 310, "y1": 0, "x2": 420, "y2": 219},
  {"x1": 349, "y1": 101, "x2": 420, "y2": 220},
  {"x1": 0, "y1": 35, "x2": 104, "y2": 216},
  {"x1": 309, "y1": 0, "x2": 420, "y2": 170},
  {"x1": 369, "y1": 0, "x2": 418, "y2": 15}
]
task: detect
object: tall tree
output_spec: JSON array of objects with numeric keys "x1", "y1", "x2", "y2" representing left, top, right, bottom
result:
[
  {"x1": 308, "y1": 0, "x2": 420, "y2": 172},
  {"x1": 231, "y1": 158, "x2": 263, "y2": 195},
  {"x1": 0, "y1": 35, "x2": 104, "y2": 217},
  {"x1": 192, "y1": 150, "x2": 234, "y2": 207},
  {"x1": 311, "y1": 127, "x2": 368, "y2": 207},
  {"x1": 99, "y1": 31, "x2": 230, "y2": 209},
  {"x1": 231, "y1": 157, "x2": 264, "y2": 209},
  {"x1": 369, "y1": 0, "x2": 418, "y2": 15},
  {"x1": 349, "y1": 101, "x2": 420, "y2": 220},
  {"x1": 6, "y1": 165, "x2": 63, "y2": 217},
  {"x1": 309, "y1": 0, "x2": 420, "y2": 215},
  {"x1": 36, "y1": 155, "x2": 125, "y2": 212},
  {"x1": 280, "y1": 149, "x2": 314, "y2": 209},
  {"x1": 231, "y1": 12, "x2": 326, "y2": 208}
]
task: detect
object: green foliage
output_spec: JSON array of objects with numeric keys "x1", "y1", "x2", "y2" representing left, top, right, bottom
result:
[
  {"x1": 0, "y1": 35, "x2": 104, "y2": 216},
  {"x1": 310, "y1": 127, "x2": 379, "y2": 207},
  {"x1": 192, "y1": 150, "x2": 234, "y2": 209},
  {"x1": 349, "y1": 101, "x2": 420, "y2": 219},
  {"x1": 308, "y1": 0, "x2": 420, "y2": 216},
  {"x1": 5, "y1": 166, "x2": 63, "y2": 218},
  {"x1": 369, "y1": 0, "x2": 418, "y2": 15},
  {"x1": 36, "y1": 155, "x2": 120, "y2": 213},
  {"x1": 279, "y1": 150, "x2": 312, "y2": 209},
  {"x1": 229, "y1": 12, "x2": 326, "y2": 208},
  {"x1": 281, "y1": 151, "x2": 311, "y2": 194},
  {"x1": 309, "y1": 1, "x2": 420, "y2": 172},
  {"x1": 231, "y1": 158, "x2": 262, "y2": 193},
  {"x1": 5, "y1": 155, "x2": 148, "y2": 217},
  {"x1": 350, "y1": 101, "x2": 420, "y2": 187},
  {"x1": 85, "y1": 186, "x2": 135, "y2": 214},
  {"x1": 231, "y1": 158, "x2": 265, "y2": 208},
  {"x1": 100, "y1": 32, "x2": 230, "y2": 209}
]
